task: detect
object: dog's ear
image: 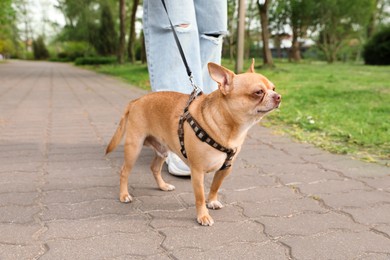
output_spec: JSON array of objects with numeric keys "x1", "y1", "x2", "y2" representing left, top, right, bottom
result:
[
  {"x1": 247, "y1": 58, "x2": 255, "y2": 73},
  {"x1": 208, "y1": 63, "x2": 235, "y2": 95}
]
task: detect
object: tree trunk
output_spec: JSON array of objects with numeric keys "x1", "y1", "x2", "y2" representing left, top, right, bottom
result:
[
  {"x1": 140, "y1": 31, "x2": 146, "y2": 64},
  {"x1": 291, "y1": 25, "x2": 301, "y2": 62},
  {"x1": 274, "y1": 34, "x2": 281, "y2": 59},
  {"x1": 118, "y1": 0, "x2": 126, "y2": 64},
  {"x1": 127, "y1": 0, "x2": 139, "y2": 63},
  {"x1": 367, "y1": 0, "x2": 379, "y2": 38},
  {"x1": 235, "y1": 0, "x2": 246, "y2": 73},
  {"x1": 258, "y1": 0, "x2": 274, "y2": 67}
]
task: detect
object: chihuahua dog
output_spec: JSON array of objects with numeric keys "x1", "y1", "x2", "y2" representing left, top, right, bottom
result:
[{"x1": 106, "y1": 59, "x2": 281, "y2": 226}]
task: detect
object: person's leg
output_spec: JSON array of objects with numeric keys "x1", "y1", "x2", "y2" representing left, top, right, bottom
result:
[
  {"x1": 143, "y1": 0, "x2": 203, "y2": 93},
  {"x1": 195, "y1": 0, "x2": 228, "y2": 93},
  {"x1": 144, "y1": 0, "x2": 204, "y2": 176}
]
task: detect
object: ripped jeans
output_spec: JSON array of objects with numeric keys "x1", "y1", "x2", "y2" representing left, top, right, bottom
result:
[{"x1": 143, "y1": 0, "x2": 227, "y2": 94}]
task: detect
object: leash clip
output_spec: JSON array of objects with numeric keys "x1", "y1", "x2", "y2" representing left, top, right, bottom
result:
[{"x1": 189, "y1": 74, "x2": 201, "y2": 94}]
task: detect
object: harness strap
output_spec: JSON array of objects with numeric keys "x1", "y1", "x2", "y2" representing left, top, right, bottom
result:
[{"x1": 178, "y1": 90, "x2": 237, "y2": 171}]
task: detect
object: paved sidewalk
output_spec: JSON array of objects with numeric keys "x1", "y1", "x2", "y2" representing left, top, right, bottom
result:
[{"x1": 0, "y1": 60, "x2": 389, "y2": 259}]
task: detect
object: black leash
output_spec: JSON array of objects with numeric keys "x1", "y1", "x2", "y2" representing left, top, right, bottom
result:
[{"x1": 161, "y1": 0, "x2": 200, "y2": 92}]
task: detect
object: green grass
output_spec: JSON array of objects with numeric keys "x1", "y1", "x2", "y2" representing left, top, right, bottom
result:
[
  {"x1": 249, "y1": 60, "x2": 390, "y2": 165},
  {"x1": 92, "y1": 62, "x2": 151, "y2": 90},
  {"x1": 88, "y1": 60, "x2": 390, "y2": 165}
]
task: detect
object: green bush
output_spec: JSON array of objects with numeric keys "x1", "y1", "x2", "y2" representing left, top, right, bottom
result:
[
  {"x1": 74, "y1": 56, "x2": 117, "y2": 65},
  {"x1": 33, "y1": 36, "x2": 50, "y2": 60},
  {"x1": 363, "y1": 27, "x2": 390, "y2": 65},
  {"x1": 55, "y1": 41, "x2": 95, "y2": 61}
]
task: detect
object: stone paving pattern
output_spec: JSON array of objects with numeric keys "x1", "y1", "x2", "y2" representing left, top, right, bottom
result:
[{"x1": 0, "y1": 61, "x2": 389, "y2": 259}]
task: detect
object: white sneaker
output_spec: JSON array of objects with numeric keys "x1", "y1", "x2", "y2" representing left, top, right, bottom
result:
[{"x1": 166, "y1": 152, "x2": 191, "y2": 176}]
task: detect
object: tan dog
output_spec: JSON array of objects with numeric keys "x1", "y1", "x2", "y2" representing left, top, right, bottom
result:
[{"x1": 106, "y1": 60, "x2": 281, "y2": 226}]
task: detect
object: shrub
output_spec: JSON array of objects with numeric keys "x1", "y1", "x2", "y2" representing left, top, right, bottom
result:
[
  {"x1": 33, "y1": 36, "x2": 50, "y2": 60},
  {"x1": 363, "y1": 27, "x2": 390, "y2": 65},
  {"x1": 55, "y1": 41, "x2": 95, "y2": 61},
  {"x1": 74, "y1": 56, "x2": 117, "y2": 65}
]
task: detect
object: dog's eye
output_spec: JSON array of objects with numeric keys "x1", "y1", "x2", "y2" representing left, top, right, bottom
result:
[
  {"x1": 254, "y1": 90, "x2": 264, "y2": 96},
  {"x1": 273, "y1": 87, "x2": 276, "y2": 91}
]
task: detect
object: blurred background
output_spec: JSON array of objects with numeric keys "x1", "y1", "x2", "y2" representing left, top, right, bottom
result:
[{"x1": 0, "y1": 0, "x2": 389, "y2": 65}]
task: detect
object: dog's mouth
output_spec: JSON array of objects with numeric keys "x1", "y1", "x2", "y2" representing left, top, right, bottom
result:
[
  {"x1": 257, "y1": 103, "x2": 280, "y2": 114},
  {"x1": 257, "y1": 108, "x2": 274, "y2": 113}
]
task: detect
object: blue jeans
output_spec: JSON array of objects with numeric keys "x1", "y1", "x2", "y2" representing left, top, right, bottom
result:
[{"x1": 143, "y1": 0, "x2": 227, "y2": 94}]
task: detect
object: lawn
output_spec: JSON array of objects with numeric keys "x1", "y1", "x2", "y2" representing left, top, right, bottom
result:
[{"x1": 91, "y1": 60, "x2": 390, "y2": 165}]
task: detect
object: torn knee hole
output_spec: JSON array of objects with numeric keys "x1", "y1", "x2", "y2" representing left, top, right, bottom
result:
[
  {"x1": 178, "y1": 24, "x2": 190, "y2": 28},
  {"x1": 204, "y1": 33, "x2": 221, "y2": 38}
]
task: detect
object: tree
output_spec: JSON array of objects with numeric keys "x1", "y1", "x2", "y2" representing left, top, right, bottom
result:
[
  {"x1": 235, "y1": 0, "x2": 245, "y2": 73},
  {"x1": 96, "y1": 3, "x2": 117, "y2": 56},
  {"x1": 127, "y1": 0, "x2": 139, "y2": 63},
  {"x1": 0, "y1": 0, "x2": 17, "y2": 57},
  {"x1": 225, "y1": 0, "x2": 237, "y2": 62},
  {"x1": 32, "y1": 36, "x2": 49, "y2": 60},
  {"x1": 315, "y1": 0, "x2": 374, "y2": 63},
  {"x1": 55, "y1": 0, "x2": 118, "y2": 55},
  {"x1": 289, "y1": 0, "x2": 317, "y2": 61},
  {"x1": 118, "y1": 0, "x2": 126, "y2": 63},
  {"x1": 0, "y1": 0, "x2": 14, "y2": 35},
  {"x1": 257, "y1": 0, "x2": 274, "y2": 67}
]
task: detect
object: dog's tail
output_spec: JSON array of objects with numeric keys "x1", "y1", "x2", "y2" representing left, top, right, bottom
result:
[{"x1": 105, "y1": 104, "x2": 131, "y2": 155}]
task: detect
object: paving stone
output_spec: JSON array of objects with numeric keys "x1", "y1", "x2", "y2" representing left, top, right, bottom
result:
[
  {"x1": 257, "y1": 211, "x2": 366, "y2": 237},
  {"x1": 0, "y1": 191, "x2": 39, "y2": 206},
  {"x1": 43, "y1": 174, "x2": 117, "y2": 191},
  {"x1": 281, "y1": 230, "x2": 390, "y2": 260},
  {"x1": 172, "y1": 241, "x2": 288, "y2": 260},
  {"x1": 320, "y1": 190, "x2": 390, "y2": 209},
  {"x1": 374, "y1": 224, "x2": 390, "y2": 237},
  {"x1": 225, "y1": 186, "x2": 300, "y2": 204},
  {"x1": 136, "y1": 194, "x2": 186, "y2": 212},
  {"x1": 360, "y1": 176, "x2": 390, "y2": 192},
  {"x1": 42, "y1": 199, "x2": 141, "y2": 221},
  {"x1": 0, "y1": 204, "x2": 41, "y2": 224},
  {"x1": 46, "y1": 159, "x2": 109, "y2": 172},
  {"x1": 0, "y1": 172, "x2": 40, "y2": 193},
  {"x1": 0, "y1": 223, "x2": 41, "y2": 244},
  {"x1": 44, "y1": 214, "x2": 150, "y2": 240},
  {"x1": 149, "y1": 204, "x2": 247, "y2": 229},
  {"x1": 162, "y1": 221, "x2": 267, "y2": 252},
  {"x1": 223, "y1": 169, "x2": 277, "y2": 190},
  {"x1": 296, "y1": 178, "x2": 371, "y2": 195},
  {"x1": 0, "y1": 244, "x2": 41, "y2": 260},
  {"x1": 276, "y1": 165, "x2": 343, "y2": 185},
  {"x1": 43, "y1": 186, "x2": 117, "y2": 204},
  {"x1": 342, "y1": 204, "x2": 390, "y2": 226},
  {"x1": 241, "y1": 197, "x2": 326, "y2": 218},
  {"x1": 42, "y1": 231, "x2": 164, "y2": 259}
]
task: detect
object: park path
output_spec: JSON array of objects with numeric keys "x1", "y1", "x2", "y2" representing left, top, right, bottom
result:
[{"x1": 0, "y1": 60, "x2": 389, "y2": 259}]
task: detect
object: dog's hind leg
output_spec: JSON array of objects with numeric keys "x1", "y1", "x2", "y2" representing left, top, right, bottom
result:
[
  {"x1": 150, "y1": 152, "x2": 175, "y2": 191},
  {"x1": 119, "y1": 135, "x2": 144, "y2": 203},
  {"x1": 144, "y1": 136, "x2": 175, "y2": 191}
]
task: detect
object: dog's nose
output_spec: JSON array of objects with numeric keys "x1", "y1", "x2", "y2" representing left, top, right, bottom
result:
[{"x1": 274, "y1": 94, "x2": 281, "y2": 103}]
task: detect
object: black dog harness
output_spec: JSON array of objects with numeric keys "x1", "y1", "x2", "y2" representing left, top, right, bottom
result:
[{"x1": 178, "y1": 90, "x2": 237, "y2": 171}]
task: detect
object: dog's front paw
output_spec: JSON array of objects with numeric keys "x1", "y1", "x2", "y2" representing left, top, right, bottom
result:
[
  {"x1": 119, "y1": 193, "x2": 133, "y2": 203},
  {"x1": 159, "y1": 183, "x2": 175, "y2": 191},
  {"x1": 197, "y1": 213, "x2": 214, "y2": 226},
  {"x1": 207, "y1": 200, "x2": 224, "y2": 210}
]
